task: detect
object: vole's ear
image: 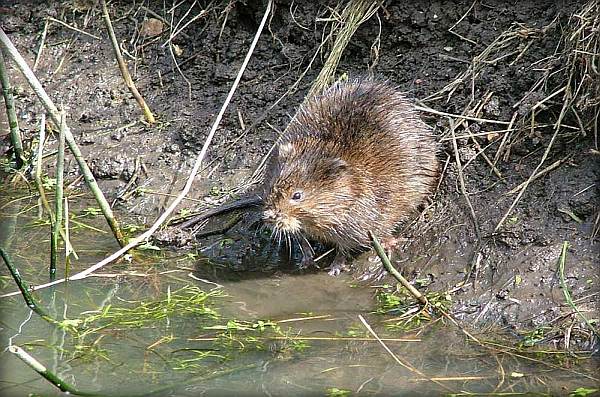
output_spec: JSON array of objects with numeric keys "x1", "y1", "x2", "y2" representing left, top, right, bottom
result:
[{"x1": 323, "y1": 157, "x2": 347, "y2": 178}]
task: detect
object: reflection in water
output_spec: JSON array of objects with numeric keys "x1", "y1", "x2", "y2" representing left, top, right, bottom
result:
[{"x1": 0, "y1": 191, "x2": 597, "y2": 396}]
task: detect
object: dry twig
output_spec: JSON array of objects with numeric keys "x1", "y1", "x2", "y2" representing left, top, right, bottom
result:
[
  {"x1": 0, "y1": 0, "x2": 274, "y2": 298},
  {"x1": 101, "y1": 0, "x2": 156, "y2": 123},
  {"x1": 0, "y1": 49, "x2": 25, "y2": 168},
  {"x1": 0, "y1": 27, "x2": 126, "y2": 247}
]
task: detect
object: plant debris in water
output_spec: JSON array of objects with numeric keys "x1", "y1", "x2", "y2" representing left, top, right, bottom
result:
[
  {"x1": 375, "y1": 286, "x2": 451, "y2": 332},
  {"x1": 23, "y1": 284, "x2": 312, "y2": 375},
  {"x1": 76, "y1": 285, "x2": 220, "y2": 330},
  {"x1": 0, "y1": 0, "x2": 599, "y2": 394}
]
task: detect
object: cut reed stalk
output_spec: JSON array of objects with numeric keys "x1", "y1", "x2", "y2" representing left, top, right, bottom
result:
[
  {"x1": 0, "y1": 27, "x2": 127, "y2": 247},
  {"x1": 50, "y1": 111, "x2": 66, "y2": 280},
  {"x1": 0, "y1": 48, "x2": 25, "y2": 168}
]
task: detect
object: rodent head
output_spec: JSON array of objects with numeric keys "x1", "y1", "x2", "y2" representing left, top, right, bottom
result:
[{"x1": 262, "y1": 140, "x2": 353, "y2": 239}]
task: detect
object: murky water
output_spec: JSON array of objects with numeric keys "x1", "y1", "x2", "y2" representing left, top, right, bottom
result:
[{"x1": 0, "y1": 190, "x2": 598, "y2": 396}]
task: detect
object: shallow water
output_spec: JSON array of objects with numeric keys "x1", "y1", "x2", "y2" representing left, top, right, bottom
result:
[{"x1": 0, "y1": 190, "x2": 598, "y2": 396}]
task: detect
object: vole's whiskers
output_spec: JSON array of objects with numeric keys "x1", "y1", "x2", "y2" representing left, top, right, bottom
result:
[
  {"x1": 254, "y1": 223, "x2": 266, "y2": 240},
  {"x1": 285, "y1": 231, "x2": 292, "y2": 259},
  {"x1": 295, "y1": 234, "x2": 304, "y2": 256},
  {"x1": 300, "y1": 234, "x2": 314, "y2": 255}
]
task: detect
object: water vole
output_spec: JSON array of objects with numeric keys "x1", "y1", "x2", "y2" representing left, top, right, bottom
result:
[{"x1": 261, "y1": 78, "x2": 439, "y2": 274}]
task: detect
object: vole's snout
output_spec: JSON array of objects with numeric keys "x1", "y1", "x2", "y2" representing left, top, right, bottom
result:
[
  {"x1": 262, "y1": 209, "x2": 276, "y2": 222},
  {"x1": 262, "y1": 208, "x2": 301, "y2": 233}
]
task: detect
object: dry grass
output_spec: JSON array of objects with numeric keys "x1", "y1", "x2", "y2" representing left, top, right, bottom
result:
[{"x1": 421, "y1": 0, "x2": 599, "y2": 235}]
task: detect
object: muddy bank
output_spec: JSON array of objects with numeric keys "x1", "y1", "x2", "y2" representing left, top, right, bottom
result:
[{"x1": 1, "y1": 0, "x2": 598, "y2": 348}]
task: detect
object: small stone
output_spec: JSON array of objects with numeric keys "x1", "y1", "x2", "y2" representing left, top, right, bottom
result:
[
  {"x1": 164, "y1": 143, "x2": 180, "y2": 154},
  {"x1": 111, "y1": 130, "x2": 125, "y2": 141}
]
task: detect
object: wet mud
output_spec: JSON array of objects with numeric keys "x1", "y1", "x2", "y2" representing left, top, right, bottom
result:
[{"x1": 1, "y1": 0, "x2": 597, "y2": 347}]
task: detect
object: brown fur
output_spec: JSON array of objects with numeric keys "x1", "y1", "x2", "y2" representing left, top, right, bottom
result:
[{"x1": 261, "y1": 78, "x2": 439, "y2": 256}]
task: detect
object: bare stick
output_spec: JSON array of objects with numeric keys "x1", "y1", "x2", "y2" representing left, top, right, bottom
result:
[
  {"x1": 47, "y1": 16, "x2": 101, "y2": 40},
  {"x1": 468, "y1": 135, "x2": 502, "y2": 178},
  {"x1": 0, "y1": 0, "x2": 274, "y2": 298},
  {"x1": 50, "y1": 111, "x2": 66, "y2": 280},
  {"x1": 505, "y1": 155, "x2": 571, "y2": 195},
  {"x1": 492, "y1": 111, "x2": 518, "y2": 165},
  {"x1": 358, "y1": 315, "x2": 454, "y2": 392},
  {"x1": 369, "y1": 231, "x2": 428, "y2": 305},
  {"x1": 415, "y1": 105, "x2": 510, "y2": 125},
  {"x1": 8, "y1": 346, "x2": 95, "y2": 395},
  {"x1": 449, "y1": 118, "x2": 481, "y2": 238},
  {"x1": 33, "y1": 18, "x2": 49, "y2": 71},
  {"x1": 0, "y1": 27, "x2": 126, "y2": 247},
  {"x1": 494, "y1": 101, "x2": 569, "y2": 233},
  {"x1": 166, "y1": 3, "x2": 191, "y2": 100},
  {"x1": 33, "y1": 114, "x2": 51, "y2": 218},
  {"x1": 101, "y1": 0, "x2": 155, "y2": 124},
  {"x1": 163, "y1": 8, "x2": 208, "y2": 47},
  {"x1": 0, "y1": 49, "x2": 25, "y2": 168},
  {"x1": 447, "y1": 0, "x2": 477, "y2": 45},
  {"x1": 64, "y1": 197, "x2": 73, "y2": 275}
]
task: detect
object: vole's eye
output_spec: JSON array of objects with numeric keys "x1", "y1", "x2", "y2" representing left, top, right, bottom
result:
[{"x1": 290, "y1": 191, "x2": 304, "y2": 202}]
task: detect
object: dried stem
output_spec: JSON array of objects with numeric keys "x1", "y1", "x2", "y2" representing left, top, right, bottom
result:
[
  {"x1": 32, "y1": 17, "x2": 49, "y2": 71},
  {"x1": 449, "y1": 118, "x2": 481, "y2": 238},
  {"x1": 47, "y1": 16, "x2": 101, "y2": 40},
  {"x1": 101, "y1": 0, "x2": 156, "y2": 124},
  {"x1": 369, "y1": 231, "x2": 428, "y2": 305},
  {"x1": 358, "y1": 314, "x2": 455, "y2": 393},
  {"x1": 0, "y1": 0, "x2": 273, "y2": 298},
  {"x1": 64, "y1": 196, "x2": 73, "y2": 275},
  {"x1": 33, "y1": 114, "x2": 51, "y2": 218},
  {"x1": 494, "y1": 87, "x2": 572, "y2": 232},
  {"x1": 50, "y1": 111, "x2": 66, "y2": 280},
  {"x1": 0, "y1": 48, "x2": 25, "y2": 168},
  {"x1": 308, "y1": 0, "x2": 379, "y2": 96},
  {"x1": 505, "y1": 154, "x2": 572, "y2": 195},
  {"x1": 0, "y1": 27, "x2": 126, "y2": 247}
]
